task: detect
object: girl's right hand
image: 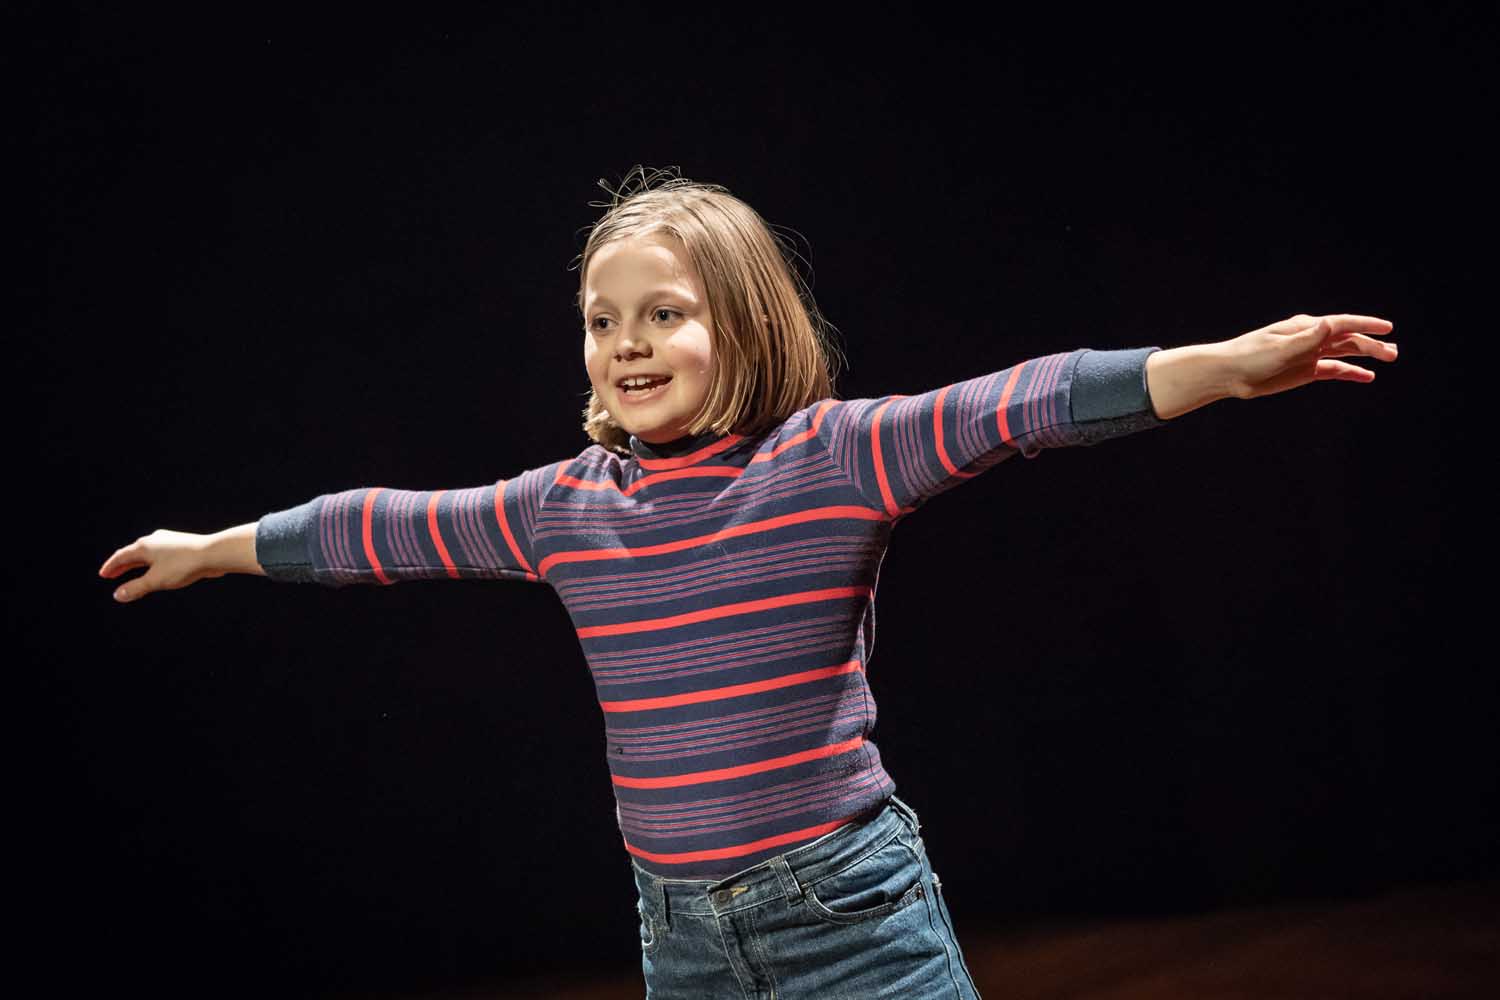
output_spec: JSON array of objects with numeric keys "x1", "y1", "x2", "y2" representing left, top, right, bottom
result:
[{"x1": 99, "y1": 529, "x2": 223, "y2": 603}]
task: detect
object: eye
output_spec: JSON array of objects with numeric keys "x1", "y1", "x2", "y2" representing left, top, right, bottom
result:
[{"x1": 588, "y1": 308, "x2": 681, "y2": 333}]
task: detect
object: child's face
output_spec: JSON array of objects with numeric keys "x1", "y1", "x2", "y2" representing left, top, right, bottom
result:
[{"x1": 582, "y1": 234, "x2": 717, "y2": 445}]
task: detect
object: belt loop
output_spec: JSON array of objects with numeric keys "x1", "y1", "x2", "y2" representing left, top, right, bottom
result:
[
  {"x1": 769, "y1": 855, "x2": 804, "y2": 904},
  {"x1": 655, "y1": 876, "x2": 671, "y2": 931},
  {"x1": 892, "y1": 793, "x2": 921, "y2": 836},
  {"x1": 637, "y1": 865, "x2": 670, "y2": 931}
]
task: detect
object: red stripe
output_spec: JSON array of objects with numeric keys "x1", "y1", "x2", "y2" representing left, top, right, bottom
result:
[
  {"x1": 750, "y1": 408, "x2": 825, "y2": 463},
  {"x1": 996, "y1": 361, "x2": 1026, "y2": 445},
  {"x1": 577, "y1": 586, "x2": 869, "y2": 638},
  {"x1": 426, "y1": 490, "x2": 458, "y2": 578},
  {"x1": 555, "y1": 411, "x2": 827, "y2": 495},
  {"x1": 925, "y1": 384, "x2": 973, "y2": 491},
  {"x1": 622, "y1": 813, "x2": 863, "y2": 865},
  {"x1": 638, "y1": 433, "x2": 745, "y2": 470},
  {"x1": 361, "y1": 488, "x2": 391, "y2": 585},
  {"x1": 538, "y1": 505, "x2": 883, "y2": 577},
  {"x1": 599, "y1": 660, "x2": 864, "y2": 712},
  {"x1": 869, "y1": 400, "x2": 898, "y2": 518},
  {"x1": 493, "y1": 479, "x2": 535, "y2": 575},
  {"x1": 623, "y1": 464, "x2": 742, "y2": 496},
  {"x1": 812, "y1": 399, "x2": 836, "y2": 431},
  {"x1": 611, "y1": 736, "x2": 865, "y2": 788},
  {"x1": 555, "y1": 473, "x2": 617, "y2": 492},
  {"x1": 933, "y1": 384, "x2": 951, "y2": 473}
]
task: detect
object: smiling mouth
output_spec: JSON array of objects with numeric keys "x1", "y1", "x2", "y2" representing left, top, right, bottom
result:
[{"x1": 618, "y1": 376, "x2": 673, "y2": 399}]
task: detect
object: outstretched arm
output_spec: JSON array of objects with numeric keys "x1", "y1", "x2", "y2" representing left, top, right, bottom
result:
[
  {"x1": 100, "y1": 460, "x2": 567, "y2": 602},
  {"x1": 812, "y1": 345, "x2": 1168, "y2": 520},
  {"x1": 1146, "y1": 313, "x2": 1397, "y2": 420},
  {"x1": 253, "y1": 458, "x2": 568, "y2": 588},
  {"x1": 100, "y1": 523, "x2": 264, "y2": 603}
]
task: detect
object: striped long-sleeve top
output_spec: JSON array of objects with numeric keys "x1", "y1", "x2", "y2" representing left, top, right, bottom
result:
[{"x1": 255, "y1": 346, "x2": 1166, "y2": 879}]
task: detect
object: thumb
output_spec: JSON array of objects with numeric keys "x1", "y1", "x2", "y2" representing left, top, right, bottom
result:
[{"x1": 114, "y1": 573, "x2": 155, "y2": 603}]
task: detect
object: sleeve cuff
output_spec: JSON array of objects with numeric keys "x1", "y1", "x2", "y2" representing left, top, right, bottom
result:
[
  {"x1": 1071, "y1": 347, "x2": 1164, "y2": 423},
  {"x1": 255, "y1": 499, "x2": 320, "y2": 583}
]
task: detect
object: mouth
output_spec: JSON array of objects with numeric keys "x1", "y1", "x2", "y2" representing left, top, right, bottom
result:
[{"x1": 616, "y1": 375, "x2": 673, "y2": 404}]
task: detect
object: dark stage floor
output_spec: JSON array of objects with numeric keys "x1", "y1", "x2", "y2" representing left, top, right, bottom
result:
[{"x1": 379, "y1": 877, "x2": 1498, "y2": 999}]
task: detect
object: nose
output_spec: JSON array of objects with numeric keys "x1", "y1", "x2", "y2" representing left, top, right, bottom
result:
[{"x1": 614, "y1": 320, "x2": 651, "y2": 360}]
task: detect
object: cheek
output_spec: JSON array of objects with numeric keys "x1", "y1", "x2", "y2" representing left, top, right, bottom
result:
[
  {"x1": 670, "y1": 329, "x2": 715, "y2": 379},
  {"x1": 680, "y1": 353, "x2": 713, "y2": 409},
  {"x1": 583, "y1": 339, "x2": 602, "y2": 383}
]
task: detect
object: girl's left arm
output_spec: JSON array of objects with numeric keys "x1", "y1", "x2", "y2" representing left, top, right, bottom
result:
[{"x1": 1145, "y1": 313, "x2": 1397, "y2": 420}]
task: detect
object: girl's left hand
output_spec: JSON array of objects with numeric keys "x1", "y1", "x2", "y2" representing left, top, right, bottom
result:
[{"x1": 1226, "y1": 313, "x2": 1398, "y2": 401}]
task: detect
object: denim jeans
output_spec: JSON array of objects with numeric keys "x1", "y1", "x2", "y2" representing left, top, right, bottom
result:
[{"x1": 630, "y1": 794, "x2": 983, "y2": 999}]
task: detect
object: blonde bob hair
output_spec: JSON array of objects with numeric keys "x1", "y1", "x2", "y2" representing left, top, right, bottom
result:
[{"x1": 572, "y1": 166, "x2": 846, "y2": 456}]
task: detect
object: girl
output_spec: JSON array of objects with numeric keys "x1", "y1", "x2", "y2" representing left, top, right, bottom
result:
[{"x1": 98, "y1": 167, "x2": 1397, "y2": 999}]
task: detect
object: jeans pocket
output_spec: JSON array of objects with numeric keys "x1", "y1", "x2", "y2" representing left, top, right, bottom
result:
[
  {"x1": 802, "y1": 835, "x2": 927, "y2": 926},
  {"x1": 636, "y1": 897, "x2": 660, "y2": 954}
]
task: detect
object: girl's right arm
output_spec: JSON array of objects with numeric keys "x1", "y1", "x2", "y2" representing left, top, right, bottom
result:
[{"x1": 101, "y1": 459, "x2": 567, "y2": 603}]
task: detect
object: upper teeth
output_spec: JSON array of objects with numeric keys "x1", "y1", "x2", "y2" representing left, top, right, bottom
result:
[{"x1": 621, "y1": 376, "x2": 667, "y2": 388}]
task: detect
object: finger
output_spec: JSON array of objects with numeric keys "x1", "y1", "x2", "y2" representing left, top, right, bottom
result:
[
  {"x1": 1274, "y1": 314, "x2": 1394, "y2": 339},
  {"x1": 1315, "y1": 359, "x2": 1377, "y2": 382},
  {"x1": 1321, "y1": 314, "x2": 1395, "y2": 336},
  {"x1": 99, "y1": 543, "x2": 145, "y2": 577},
  {"x1": 1319, "y1": 332, "x2": 1400, "y2": 360},
  {"x1": 100, "y1": 559, "x2": 146, "y2": 579},
  {"x1": 114, "y1": 574, "x2": 153, "y2": 602}
]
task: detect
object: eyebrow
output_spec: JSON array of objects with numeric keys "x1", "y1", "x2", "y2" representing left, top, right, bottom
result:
[{"x1": 586, "y1": 287, "x2": 696, "y2": 311}]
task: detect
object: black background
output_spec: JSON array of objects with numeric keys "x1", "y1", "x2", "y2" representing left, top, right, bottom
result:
[{"x1": 30, "y1": 2, "x2": 1491, "y2": 996}]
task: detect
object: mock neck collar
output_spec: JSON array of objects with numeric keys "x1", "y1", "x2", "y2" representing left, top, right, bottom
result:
[{"x1": 629, "y1": 428, "x2": 729, "y2": 461}]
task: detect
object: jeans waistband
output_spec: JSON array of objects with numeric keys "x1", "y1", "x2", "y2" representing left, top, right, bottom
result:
[{"x1": 630, "y1": 794, "x2": 922, "y2": 926}]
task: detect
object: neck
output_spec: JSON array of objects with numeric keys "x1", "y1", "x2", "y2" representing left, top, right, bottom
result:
[{"x1": 629, "y1": 428, "x2": 726, "y2": 460}]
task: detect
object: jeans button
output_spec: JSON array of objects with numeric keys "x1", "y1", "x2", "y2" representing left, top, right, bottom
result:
[{"x1": 712, "y1": 889, "x2": 731, "y2": 904}]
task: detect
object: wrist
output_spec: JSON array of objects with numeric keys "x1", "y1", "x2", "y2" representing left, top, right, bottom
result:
[
  {"x1": 1144, "y1": 343, "x2": 1241, "y2": 420},
  {"x1": 204, "y1": 522, "x2": 266, "y2": 577}
]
